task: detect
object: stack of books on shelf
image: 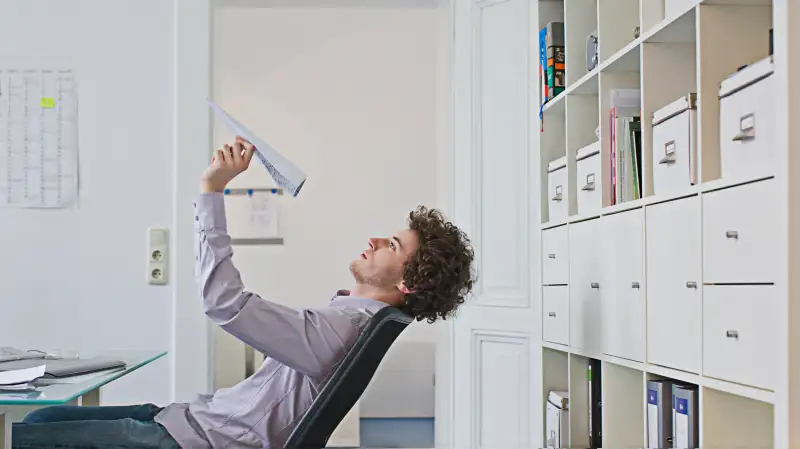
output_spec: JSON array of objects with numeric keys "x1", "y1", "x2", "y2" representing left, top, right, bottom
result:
[
  {"x1": 608, "y1": 88, "x2": 642, "y2": 204},
  {"x1": 539, "y1": 21, "x2": 565, "y2": 113}
]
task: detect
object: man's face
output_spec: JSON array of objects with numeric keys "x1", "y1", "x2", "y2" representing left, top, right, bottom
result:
[{"x1": 349, "y1": 228, "x2": 420, "y2": 291}]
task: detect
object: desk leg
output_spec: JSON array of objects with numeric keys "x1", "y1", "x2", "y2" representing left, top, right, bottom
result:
[
  {"x1": 0, "y1": 409, "x2": 10, "y2": 449},
  {"x1": 80, "y1": 388, "x2": 101, "y2": 407}
]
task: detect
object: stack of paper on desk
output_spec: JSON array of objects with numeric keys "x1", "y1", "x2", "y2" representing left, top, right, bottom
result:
[
  {"x1": 208, "y1": 100, "x2": 307, "y2": 197},
  {"x1": 0, "y1": 364, "x2": 45, "y2": 391}
]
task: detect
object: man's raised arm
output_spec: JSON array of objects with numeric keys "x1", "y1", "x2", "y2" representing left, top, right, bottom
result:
[{"x1": 193, "y1": 141, "x2": 359, "y2": 378}]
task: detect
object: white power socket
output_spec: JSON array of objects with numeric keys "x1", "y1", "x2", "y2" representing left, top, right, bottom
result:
[{"x1": 147, "y1": 227, "x2": 169, "y2": 285}]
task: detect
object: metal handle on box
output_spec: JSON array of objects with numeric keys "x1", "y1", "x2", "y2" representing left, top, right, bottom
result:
[
  {"x1": 726, "y1": 330, "x2": 739, "y2": 339},
  {"x1": 659, "y1": 140, "x2": 677, "y2": 165},
  {"x1": 733, "y1": 113, "x2": 756, "y2": 142},
  {"x1": 548, "y1": 312, "x2": 556, "y2": 318},
  {"x1": 726, "y1": 230, "x2": 739, "y2": 239},
  {"x1": 686, "y1": 281, "x2": 698, "y2": 289},
  {"x1": 631, "y1": 281, "x2": 640, "y2": 289},
  {"x1": 548, "y1": 253, "x2": 556, "y2": 259},
  {"x1": 590, "y1": 282, "x2": 599, "y2": 289}
]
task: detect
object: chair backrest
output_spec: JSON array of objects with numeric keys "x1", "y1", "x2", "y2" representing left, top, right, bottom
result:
[{"x1": 283, "y1": 305, "x2": 414, "y2": 449}]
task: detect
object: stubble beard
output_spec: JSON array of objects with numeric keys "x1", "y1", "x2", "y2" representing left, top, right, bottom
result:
[{"x1": 349, "y1": 260, "x2": 394, "y2": 288}]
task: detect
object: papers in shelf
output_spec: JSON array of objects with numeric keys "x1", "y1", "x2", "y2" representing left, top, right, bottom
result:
[{"x1": 0, "y1": 364, "x2": 45, "y2": 391}]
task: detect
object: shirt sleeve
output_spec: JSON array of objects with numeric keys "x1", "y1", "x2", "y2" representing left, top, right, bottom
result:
[{"x1": 193, "y1": 193, "x2": 358, "y2": 378}]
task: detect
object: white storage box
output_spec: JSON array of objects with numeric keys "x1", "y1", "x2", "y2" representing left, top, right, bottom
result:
[
  {"x1": 576, "y1": 141, "x2": 601, "y2": 216},
  {"x1": 719, "y1": 56, "x2": 775, "y2": 181},
  {"x1": 651, "y1": 93, "x2": 697, "y2": 196},
  {"x1": 546, "y1": 391, "x2": 570, "y2": 449},
  {"x1": 547, "y1": 156, "x2": 568, "y2": 223}
]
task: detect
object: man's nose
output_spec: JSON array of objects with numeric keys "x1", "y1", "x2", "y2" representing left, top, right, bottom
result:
[{"x1": 368, "y1": 237, "x2": 386, "y2": 249}]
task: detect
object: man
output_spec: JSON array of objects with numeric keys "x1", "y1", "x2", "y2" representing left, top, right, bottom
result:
[{"x1": 12, "y1": 137, "x2": 476, "y2": 448}]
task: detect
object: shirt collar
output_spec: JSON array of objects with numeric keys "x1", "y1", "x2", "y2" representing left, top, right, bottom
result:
[{"x1": 329, "y1": 289, "x2": 391, "y2": 314}]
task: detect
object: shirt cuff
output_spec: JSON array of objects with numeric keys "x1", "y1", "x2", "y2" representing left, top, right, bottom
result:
[{"x1": 194, "y1": 192, "x2": 227, "y2": 231}]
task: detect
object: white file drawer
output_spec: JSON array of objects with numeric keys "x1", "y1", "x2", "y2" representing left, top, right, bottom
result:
[
  {"x1": 543, "y1": 286, "x2": 569, "y2": 346},
  {"x1": 542, "y1": 225, "x2": 569, "y2": 285},
  {"x1": 569, "y1": 219, "x2": 602, "y2": 354},
  {"x1": 576, "y1": 141, "x2": 601, "y2": 216},
  {"x1": 646, "y1": 196, "x2": 702, "y2": 373},
  {"x1": 719, "y1": 56, "x2": 776, "y2": 180},
  {"x1": 651, "y1": 94, "x2": 697, "y2": 197},
  {"x1": 703, "y1": 285, "x2": 776, "y2": 390},
  {"x1": 548, "y1": 156, "x2": 569, "y2": 223},
  {"x1": 703, "y1": 179, "x2": 777, "y2": 283}
]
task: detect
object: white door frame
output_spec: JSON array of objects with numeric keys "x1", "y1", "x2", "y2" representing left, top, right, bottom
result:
[
  {"x1": 435, "y1": 0, "x2": 543, "y2": 446},
  {"x1": 172, "y1": 0, "x2": 215, "y2": 402}
]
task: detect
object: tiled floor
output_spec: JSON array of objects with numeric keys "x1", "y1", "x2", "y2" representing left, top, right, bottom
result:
[{"x1": 358, "y1": 417, "x2": 435, "y2": 448}]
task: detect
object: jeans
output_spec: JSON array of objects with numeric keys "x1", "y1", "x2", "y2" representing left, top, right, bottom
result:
[{"x1": 11, "y1": 403, "x2": 180, "y2": 449}]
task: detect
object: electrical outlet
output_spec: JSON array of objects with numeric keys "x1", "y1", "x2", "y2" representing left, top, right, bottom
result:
[{"x1": 147, "y1": 227, "x2": 169, "y2": 285}]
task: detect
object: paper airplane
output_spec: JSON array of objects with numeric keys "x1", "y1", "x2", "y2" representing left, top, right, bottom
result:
[{"x1": 208, "y1": 100, "x2": 307, "y2": 197}]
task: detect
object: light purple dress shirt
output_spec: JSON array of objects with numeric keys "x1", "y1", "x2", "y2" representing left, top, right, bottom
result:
[{"x1": 154, "y1": 192, "x2": 390, "y2": 448}]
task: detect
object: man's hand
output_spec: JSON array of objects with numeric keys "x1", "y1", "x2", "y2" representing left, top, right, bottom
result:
[{"x1": 200, "y1": 136, "x2": 256, "y2": 193}]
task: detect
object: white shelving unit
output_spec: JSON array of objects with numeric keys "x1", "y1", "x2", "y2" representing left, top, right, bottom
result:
[{"x1": 536, "y1": 0, "x2": 780, "y2": 447}]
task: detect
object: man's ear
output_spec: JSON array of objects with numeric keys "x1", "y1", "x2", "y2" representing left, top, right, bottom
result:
[{"x1": 398, "y1": 281, "x2": 414, "y2": 295}]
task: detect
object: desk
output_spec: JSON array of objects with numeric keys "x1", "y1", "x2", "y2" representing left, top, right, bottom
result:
[{"x1": 0, "y1": 351, "x2": 166, "y2": 449}]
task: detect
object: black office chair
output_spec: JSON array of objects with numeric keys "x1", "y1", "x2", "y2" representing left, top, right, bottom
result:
[{"x1": 283, "y1": 305, "x2": 415, "y2": 449}]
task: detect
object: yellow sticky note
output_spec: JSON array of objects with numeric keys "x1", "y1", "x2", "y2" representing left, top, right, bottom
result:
[{"x1": 40, "y1": 98, "x2": 55, "y2": 109}]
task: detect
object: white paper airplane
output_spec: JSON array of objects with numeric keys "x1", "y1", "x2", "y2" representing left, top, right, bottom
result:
[{"x1": 208, "y1": 100, "x2": 307, "y2": 197}]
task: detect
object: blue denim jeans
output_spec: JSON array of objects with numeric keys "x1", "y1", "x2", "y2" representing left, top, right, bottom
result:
[{"x1": 11, "y1": 403, "x2": 180, "y2": 448}]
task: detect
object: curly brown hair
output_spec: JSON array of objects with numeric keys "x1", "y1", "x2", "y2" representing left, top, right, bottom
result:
[{"x1": 401, "y1": 206, "x2": 476, "y2": 323}]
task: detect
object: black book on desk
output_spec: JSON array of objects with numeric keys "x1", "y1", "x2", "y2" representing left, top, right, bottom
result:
[{"x1": 0, "y1": 357, "x2": 126, "y2": 378}]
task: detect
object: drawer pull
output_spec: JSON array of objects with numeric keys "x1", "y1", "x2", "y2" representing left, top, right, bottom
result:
[
  {"x1": 732, "y1": 113, "x2": 756, "y2": 142},
  {"x1": 686, "y1": 281, "x2": 698, "y2": 289},
  {"x1": 726, "y1": 330, "x2": 739, "y2": 339},
  {"x1": 590, "y1": 282, "x2": 600, "y2": 289},
  {"x1": 631, "y1": 281, "x2": 640, "y2": 289},
  {"x1": 548, "y1": 253, "x2": 556, "y2": 259},
  {"x1": 548, "y1": 312, "x2": 556, "y2": 318},
  {"x1": 552, "y1": 185, "x2": 563, "y2": 202},
  {"x1": 726, "y1": 230, "x2": 739, "y2": 239},
  {"x1": 659, "y1": 140, "x2": 677, "y2": 164},
  {"x1": 582, "y1": 173, "x2": 596, "y2": 191}
]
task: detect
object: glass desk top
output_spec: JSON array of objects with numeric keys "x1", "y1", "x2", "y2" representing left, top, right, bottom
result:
[{"x1": 0, "y1": 350, "x2": 166, "y2": 406}]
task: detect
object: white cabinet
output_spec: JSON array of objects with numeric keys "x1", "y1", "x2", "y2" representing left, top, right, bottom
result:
[
  {"x1": 568, "y1": 218, "x2": 602, "y2": 354},
  {"x1": 703, "y1": 285, "x2": 776, "y2": 391},
  {"x1": 543, "y1": 286, "x2": 569, "y2": 346},
  {"x1": 703, "y1": 179, "x2": 777, "y2": 283},
  {"x1": 601, "y1": 209, "x2": 645, "y2": 362},
  {"x1": 542, "y1": 225, "x2": 569, "y2": 285},
  {"x1": 646, "y1": 196, "x2": 702, "y2": 373}
]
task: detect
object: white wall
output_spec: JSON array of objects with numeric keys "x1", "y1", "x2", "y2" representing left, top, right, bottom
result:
[
  {"x1": 0, "y1": 0, "x2": 163, "y2": 405},
  {"x1": 0, "y1": 0, "x2": 213, "y2": 406},
  {"x1": 212, "y1": 5, "x2": 440, "y2": 417}
]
